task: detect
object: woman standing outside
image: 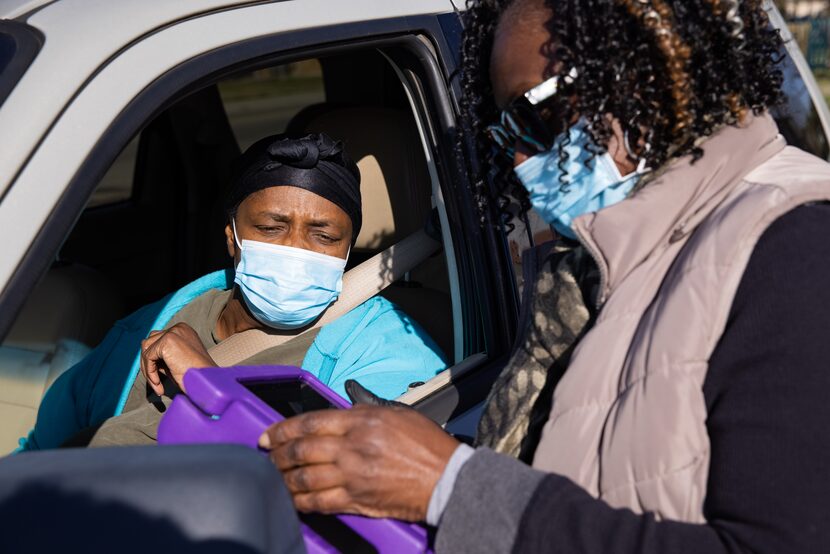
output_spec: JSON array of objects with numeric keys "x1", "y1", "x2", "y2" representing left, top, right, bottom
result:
[{"x1": 259, "y1": 1, "x2": 830, "y2": 552}]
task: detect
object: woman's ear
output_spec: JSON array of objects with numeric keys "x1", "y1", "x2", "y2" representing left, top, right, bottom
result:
[
  {"x1": 608, "y1": 117, "x2": 638, "y2": 176},
  {"x1": 225, "y1": 222, "x2": 237, "y2": 259}
]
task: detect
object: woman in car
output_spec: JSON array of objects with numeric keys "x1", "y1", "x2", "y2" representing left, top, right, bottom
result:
[
  {"x1": 20, "y1": 133, "x2": 446, "y2": 450},
  {"x1": 258, "y1": 1, "x2": 830, "y2": 552}
]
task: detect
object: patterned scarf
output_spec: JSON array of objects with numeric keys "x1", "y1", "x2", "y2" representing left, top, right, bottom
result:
[{"x1": 476, "y1": 243, "x2": 598, "y2": 462}]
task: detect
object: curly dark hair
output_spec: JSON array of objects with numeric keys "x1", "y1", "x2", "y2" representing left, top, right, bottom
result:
[{"x1": 459, "y1": 0, "x2": 785, "y2": 224}]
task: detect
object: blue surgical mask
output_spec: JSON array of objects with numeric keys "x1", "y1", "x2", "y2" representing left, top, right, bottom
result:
[
  {"x1": 513, "y1": 120, "x2": 644, "y2": 240},
  {"x1": 232, "y1": 220, "x2": 347, "y2": 330}
]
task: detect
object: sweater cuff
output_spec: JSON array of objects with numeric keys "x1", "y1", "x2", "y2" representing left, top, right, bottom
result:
[
  {"x1": 426, "y1": 443, "x2": 475, "y2": 525},
  {"x1": 434, "y1": 447, "x2": 547, "y2": 554}
]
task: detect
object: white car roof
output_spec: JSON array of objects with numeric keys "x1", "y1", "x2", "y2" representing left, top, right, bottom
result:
[
  {"x1": 0, "y1": 0, "x2": 52, "y2": 20},
  {"x1": 0, "y1": 0, "x2": 455, "y2": 195}
]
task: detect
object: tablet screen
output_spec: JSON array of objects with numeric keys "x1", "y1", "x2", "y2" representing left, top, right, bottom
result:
[{"x1": 242, "y1": 380, "x2": 336, "y2": 417}]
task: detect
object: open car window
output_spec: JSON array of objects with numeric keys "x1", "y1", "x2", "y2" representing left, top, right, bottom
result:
[
  {"x1": 219, "y1": 60, "x2": 325, "y2": 151},
  {"x1": 0, "y1": 34, "x2": 474, "y2": 452}
]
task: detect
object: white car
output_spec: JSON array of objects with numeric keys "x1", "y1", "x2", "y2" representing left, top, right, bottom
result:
[{"x1": 0, "y1": 1, "x2": 826, "y2": 552}]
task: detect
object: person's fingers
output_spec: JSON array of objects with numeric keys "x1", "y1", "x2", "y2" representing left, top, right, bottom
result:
[
  {"x1": 166, "y1": 323, "x2": 189, "y2": 338},
  {"x1": 344, "y1": 380, "x2": 409, "y2": 408},
  {"x1": 292, "y1": 486, "x2": 354, "y2": 515},
  {"x1": 140, "y1": 331, "x2": 163, "y2": 357},
  {"x1": 144, "y1": 363, "x2": 165, "y2": 396},
  {"x1": 140, "y1": 331, "x2": 165, "y2": 369},
  {"x1": 140, "y1": 334, "x2": 166, "y2": 396},
  {"x1": 260, "y1": 409, "x2": 357, "y2": 449},
  {"x1": 281, "y1": 463, "x2": 345, "y2": 495},
  {"x1": 344, "y1": 379, "x2": 376, "y2": 405},
  {"x1": 139, "y1": 341, "x2": 152, "y2": 391},
  {"x1": 271, "y1": 436, "x2": 345, "y2": 470}
]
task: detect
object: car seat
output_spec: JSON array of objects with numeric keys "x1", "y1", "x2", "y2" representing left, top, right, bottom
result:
[
  {"x1": 287, "y1": 105, "x2": 454, "y2": 359},
  {"x1": 0, "y1": 264, "x2": 125, "y2": 453}
]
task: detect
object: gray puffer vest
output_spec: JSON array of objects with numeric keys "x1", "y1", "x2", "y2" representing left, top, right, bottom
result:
[{"x1": 531, "y1": 114, "x2": 830, "y2": 522}]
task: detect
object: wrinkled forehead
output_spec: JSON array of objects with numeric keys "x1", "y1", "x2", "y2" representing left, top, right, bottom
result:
[
  {"x1": 489, "y1": 0, "x2": 554, "y2": 109},
  {"x1": 238, "y1": 186, "x2": 352, "y2": 224}
]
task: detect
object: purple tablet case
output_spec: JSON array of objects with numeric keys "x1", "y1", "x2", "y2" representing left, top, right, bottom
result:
[{"x1": 157, "y1": 365, "x2": 431, "y2": 554}]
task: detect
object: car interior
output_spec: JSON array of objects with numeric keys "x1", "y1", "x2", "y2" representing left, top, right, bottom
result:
[{"x1": 0, "y1": 49, "x2": 459, "y2": 454}]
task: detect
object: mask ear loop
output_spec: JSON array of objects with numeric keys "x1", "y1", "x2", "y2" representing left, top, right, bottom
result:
[
  {"x1": 623, "y1": 128, "x2": 652, "y2": 175},
  {"x1": 231, "y1": 218, "x2": 242, "y2": 250}
]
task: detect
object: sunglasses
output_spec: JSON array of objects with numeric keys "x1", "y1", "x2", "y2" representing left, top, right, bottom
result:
[{"x1": 487, "y1": 67, "x2": 578, "y2": 158}]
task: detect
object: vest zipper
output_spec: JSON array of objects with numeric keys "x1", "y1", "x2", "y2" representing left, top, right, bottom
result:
[{"x1": 573, "y1": 227, "x2": 609, "y2": 308}]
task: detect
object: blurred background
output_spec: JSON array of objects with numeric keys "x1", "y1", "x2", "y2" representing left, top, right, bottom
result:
[{"x1": 776, "y1": 0, "x2": 830, "y2": 105}]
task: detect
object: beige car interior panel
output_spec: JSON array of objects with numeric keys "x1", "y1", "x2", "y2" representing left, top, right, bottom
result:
[{"x1": 0, "y1": 266, "x2": 124, "y2": 453}]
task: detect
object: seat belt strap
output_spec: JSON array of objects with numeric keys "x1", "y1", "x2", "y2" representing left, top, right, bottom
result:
[{"x1": 208, "y1": 228, "x2": 441, "y2": 367}]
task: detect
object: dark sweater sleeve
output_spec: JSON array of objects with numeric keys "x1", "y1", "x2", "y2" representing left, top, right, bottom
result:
[{"x1": 437, "y1": 204, "x2": 830, "y2": 554}]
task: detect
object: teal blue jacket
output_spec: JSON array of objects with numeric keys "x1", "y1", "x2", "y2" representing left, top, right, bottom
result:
[{"x1": 19, "y1": 270, "x2": 446, "y2": 451}]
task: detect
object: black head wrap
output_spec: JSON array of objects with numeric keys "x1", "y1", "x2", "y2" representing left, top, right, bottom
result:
[{"x1": 225, "y1": 133, "x2": 362, "y2": 242}]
